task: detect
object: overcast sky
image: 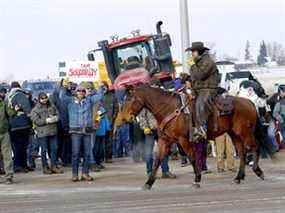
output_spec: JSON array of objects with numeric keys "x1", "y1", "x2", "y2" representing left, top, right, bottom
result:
[{"x1": 0, "y1": 0, "x2": 284, "y2": 80}]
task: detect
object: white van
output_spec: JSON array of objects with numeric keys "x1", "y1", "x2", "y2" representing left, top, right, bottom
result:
[{"x1": 219, "y1": 71, "x2": 257, "y2": 96}]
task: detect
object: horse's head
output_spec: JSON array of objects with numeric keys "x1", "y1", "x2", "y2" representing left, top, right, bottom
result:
[{"x1": 121, "y1": 85, "x2": 146, "y2": 123}]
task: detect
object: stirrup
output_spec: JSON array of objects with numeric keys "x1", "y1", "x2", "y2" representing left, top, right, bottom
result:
[{"x1": 193, "y1": 127, "x2": 206, "y2": 141}]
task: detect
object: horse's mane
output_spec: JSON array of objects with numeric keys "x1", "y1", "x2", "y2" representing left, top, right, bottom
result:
[
  {"x1": 142, "y1": 84, "x2": 180, "y2": 100},
  {"x1": 139, "y1": 84, "x2": 180, "y2": 106}
]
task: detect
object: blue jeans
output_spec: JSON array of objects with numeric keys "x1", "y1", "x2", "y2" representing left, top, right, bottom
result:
[
  {"x1": 71, "y1": 134, "x2": 91, "y2": 175},
  {"x1": 89, "y1": 134, "x2": 95, "y2": 164},
  {"x1": 58, "y1": 131, "x2": 72, "y2": 166},
  {"x1": 27, "y1": 135, "x2": 39, "y2": 168},
  {"x1": 144, "y1": 134, "x2": 169, "y2": 175},
  {"x1": 113, "y1": 124, "x2": 132, "y2": 157},
  {"x1": 268, "y1": 121, "x2": 279, "y2": 151},
  {"x1": 93, "y1": 135, "x2": 105, "y2": 165},
  {"x1": 10, "y1": 129, "x2": 30, "y2": 170},
  {"x1": 0, "y1": 159, "x2": 3, "y2": 168},
  {"x1": 38, "y1": 135, "x2": 58, "y2": 167}
]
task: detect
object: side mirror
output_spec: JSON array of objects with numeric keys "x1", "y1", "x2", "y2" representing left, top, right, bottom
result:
[{"x1": 87, "y1": 52, "x2": 95, "y2": 61}]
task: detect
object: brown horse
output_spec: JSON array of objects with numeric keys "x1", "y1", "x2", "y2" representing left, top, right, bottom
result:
[{"x1": 122, "y1": 84, "x2": 274, "y2": 189}]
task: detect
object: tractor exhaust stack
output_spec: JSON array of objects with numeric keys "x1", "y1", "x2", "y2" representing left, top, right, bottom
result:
[{"x1": 156, "y1": 21, "x2": 163, "y2": 36}]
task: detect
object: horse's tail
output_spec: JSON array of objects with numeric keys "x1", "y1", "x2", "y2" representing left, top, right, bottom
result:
[{"x1": 255, "y1": 118, "x2": 275, "y2": 159}]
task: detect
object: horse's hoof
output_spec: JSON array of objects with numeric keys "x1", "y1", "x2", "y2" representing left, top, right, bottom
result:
[
  {"x1": 142, "y1": 184, "x2": 152, "y2": 190},
  {"x1": 234, "y1": 179, "x2": 241, "y2": 184},
  {"x1": 192, "y1": 182, "x2": 201, "y2": 188},
  {"x1": 259, "y1": 174, "x2": 265, "y2": 180}
]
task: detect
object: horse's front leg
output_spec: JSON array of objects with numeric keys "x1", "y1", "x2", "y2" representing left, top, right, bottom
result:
[
  {"x1": 189, "y1": 149, "x2": 202, "y2": 188},
  {"x1": 179, "y1": 137, "x2": 201, "y2": 188},
  {"x1": 144, "y1": 139, "x2": 169, "y2": 190}
]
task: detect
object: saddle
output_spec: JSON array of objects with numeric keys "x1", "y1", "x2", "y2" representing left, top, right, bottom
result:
[{"x1": 215, "y1": 94, "x2": 234, "y2": 115}]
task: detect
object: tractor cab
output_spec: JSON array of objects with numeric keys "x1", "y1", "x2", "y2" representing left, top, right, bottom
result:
[{"x1": 87, "y1": 21, "x2": 175, "y2": 85}]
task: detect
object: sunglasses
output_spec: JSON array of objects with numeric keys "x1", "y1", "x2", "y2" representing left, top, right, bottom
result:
[
  {"x1": 40, "y1": 97, "x2": 48, "y2": 100},
  {"x1": 77, "y1": 90, "x2": 86, "y2": 93}
]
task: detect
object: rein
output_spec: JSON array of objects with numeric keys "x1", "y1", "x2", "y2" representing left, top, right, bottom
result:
[
  {"x1": 158, "y1": 98, "x2": 190, "y2": 132},
  {"x1": 131, "y1": 87, "x2": 191, "y2": 141}
]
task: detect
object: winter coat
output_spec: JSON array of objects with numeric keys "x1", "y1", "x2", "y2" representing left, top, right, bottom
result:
[
  {"x1": 52, "y1": 86, "x2": 72, "y2": 132},
  {"x1": 30, "y1": 102, "x2": 59, "y2": 138},
  {"x1": 115, "y1": 89, "x2": 126, "y2": 106},
  {"x1": 96, "y1": 116, "x2": 112, "y2": 136},
  {"x1": 267, "y1": 93, "x2": 279, "y2": 117},
  {"x1": 190, "y1": 53, "x2": 219, "y2": 91},
  {"x1": 0, "y1": 99, "x2": 9, "y2": 134},
  {"x1": 273, "y1": 98, "x2": 285, "y2": 126},
  {"x1": 103, "y1": 91, "x2": 119, "y2": 124},
  {"x1": 92, "y1": 99, "x2": 111, "y2": 136},
  {"x1": 7, "y1": 88, "x2": 32, "y2": 131},
  {"x1": 62, "y1": 90, "x2": 103, "y2": 134}
]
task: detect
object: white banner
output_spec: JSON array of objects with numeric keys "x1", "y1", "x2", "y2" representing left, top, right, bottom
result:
[{"x1": 59, "y1": 61, "x2": 100, "y2": 83}]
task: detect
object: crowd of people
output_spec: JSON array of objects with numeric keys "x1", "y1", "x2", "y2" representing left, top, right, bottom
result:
[
  {"x1": 1, "y1": 67, "x2": 285, "y2": 185},
  {"x1": 0, "y1": 80, "x2": 116, "y2": 183}
]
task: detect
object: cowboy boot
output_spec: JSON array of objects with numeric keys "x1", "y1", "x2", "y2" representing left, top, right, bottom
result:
[
  {"x1": 90, "y1": 164, "x2": 101, "y2": 172},
  {"x1": 81, "y1": 174, "x2": 94, "y2": 182},
  {"x1": 105, "y1": 159, "x2": 113, "y2": 164},
  {"x1": 161, "y1": 171, "x2": 176, "y2": 179},
  {"x1": 96, "y1": 164, "x2": 105, "y2": 170},
  {"x1": 71, "y1": 175, "x2": 79, "y2": 182},
  {"x1": 4, "y1": 174, "x2": 13, "y2": 185},
  {"x1": 0, "y1": 168, "x2": 6, "y2": 175},
  {"x1": 43, "y1": 166, "x2": 52, "y2": 175},
  {"x1": 50, "y1": 165, "x2": 64, "y2": 174}
]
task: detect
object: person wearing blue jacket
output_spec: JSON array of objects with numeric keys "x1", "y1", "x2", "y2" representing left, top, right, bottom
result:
[
  {"x1": 93, "y1": 106, "x2": 111, "y2": 169},
  {"x1": 52, "y1": 79, "x2": 73, "y2": 166},
  {"x1": 61, "y1": 84, "x2": 102, "y2": 182}
]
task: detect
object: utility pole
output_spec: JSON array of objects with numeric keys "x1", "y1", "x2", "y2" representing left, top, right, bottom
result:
[{"x1": 179, "y1": 0, "x2": 191, "y2": 73}]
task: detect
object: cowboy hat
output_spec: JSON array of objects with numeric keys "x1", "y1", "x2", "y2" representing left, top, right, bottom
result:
[{"x1": 185, "y1": 41, "x2": 210, "y2": 52}]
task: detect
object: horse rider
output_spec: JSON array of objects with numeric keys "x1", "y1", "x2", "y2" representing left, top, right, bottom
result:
[{"x1": 186, "y1": 42, "x2": 219, "y2": 138}]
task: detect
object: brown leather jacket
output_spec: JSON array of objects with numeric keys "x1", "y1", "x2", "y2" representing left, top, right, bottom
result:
[{"x1": 190, "y1": 53, "x2": 219, "y2": 91}]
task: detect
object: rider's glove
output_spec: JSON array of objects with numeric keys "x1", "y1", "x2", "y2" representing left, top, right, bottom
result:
[
  {"x1": 187, "y1": 57, "x2": 195, "y2": 66},
  {"x1": 144, "y1": 127, "x2": 152, "y2": 135}
]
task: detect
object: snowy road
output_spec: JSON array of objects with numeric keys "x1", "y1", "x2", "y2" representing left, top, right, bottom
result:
[{"x1": 1, "y1": 152, "x2": 285, "y2": 213}]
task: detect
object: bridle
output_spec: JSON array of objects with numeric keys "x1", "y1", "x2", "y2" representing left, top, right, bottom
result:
[{"x1": 129, "y1": 90, "x2": 191, "y2": 138}]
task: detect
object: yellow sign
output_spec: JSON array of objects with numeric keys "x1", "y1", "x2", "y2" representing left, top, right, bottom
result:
[{"x1": 98, "y1": 62, "x2": 111, "y2": 85}]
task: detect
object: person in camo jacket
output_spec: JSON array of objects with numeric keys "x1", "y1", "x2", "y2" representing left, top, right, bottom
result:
[
  {"x1": 0, "y1": 85, "x2": 13, "y2": 184},
  {"x1": 30, "y1": 92, "x2": 63, "y2": 175}
]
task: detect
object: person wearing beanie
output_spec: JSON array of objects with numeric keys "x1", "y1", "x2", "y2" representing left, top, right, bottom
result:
[
  {"x1": 60, "y1": 84, "x2": 103, "y2": 182},
  {"x1": 30, "y1": 92, "x2": 63, "y2": 175},
  {"x1": 7, "y1": 81, "x2": 32, "y2": 173}
]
